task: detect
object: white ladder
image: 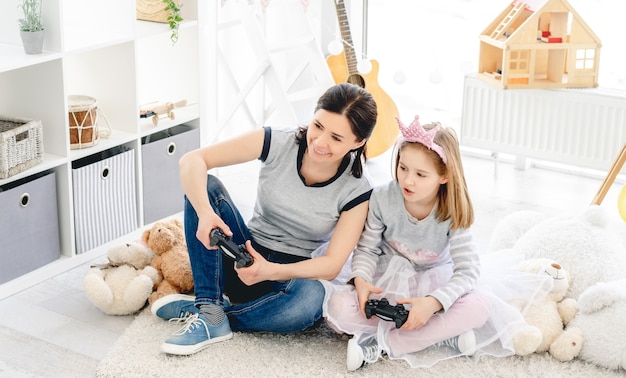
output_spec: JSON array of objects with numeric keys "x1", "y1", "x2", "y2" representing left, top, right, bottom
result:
[
  {"x1": 490, "y1": 2, "x2": 525, "y2": 39},
  {"x1": 210, "y1": 0, "x2": 334, "y2": 142}
]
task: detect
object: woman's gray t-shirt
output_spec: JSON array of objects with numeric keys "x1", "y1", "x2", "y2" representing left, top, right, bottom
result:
[{"x1": 247, "y1": 127, "x2": 372, "y2": 258}]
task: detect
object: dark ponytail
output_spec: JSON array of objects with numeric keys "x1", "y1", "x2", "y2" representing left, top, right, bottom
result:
[{"x1": 351, "y1": 146, "x2": 366, "y2": 178}]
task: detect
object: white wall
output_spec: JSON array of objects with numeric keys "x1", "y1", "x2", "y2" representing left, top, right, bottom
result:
[
  {"x1": 202, "y1": 0, "x2": 625, "y2": 143},
  {"x1": 320, "y1": 0, "x2": 626, "y2": 127}
]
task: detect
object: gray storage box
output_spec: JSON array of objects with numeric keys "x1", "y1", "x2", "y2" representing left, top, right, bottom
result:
[
  {"x1": 141, "y1": 125, "x2": 199, "y2": 224},
  {"x1": 72, "y1": 147, "x2": 137, "y2": 254},
  {"x1": 0, "y1": 171, "x2": 60, "y2": 284}
]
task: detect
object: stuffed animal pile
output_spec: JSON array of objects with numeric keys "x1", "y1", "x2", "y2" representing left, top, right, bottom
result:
[
  {"x1": 489, "y1": 205, "x2": 626, "y2": 371},
  {"x1": 142, "y1": 218, "x2": 194, "y2": 304},
  {"x1": 84, "y1": 242, "x2": 159, "y2": 315},
  {"x1": 490, "y1": 205, "x2": 626, "y2": 299}
]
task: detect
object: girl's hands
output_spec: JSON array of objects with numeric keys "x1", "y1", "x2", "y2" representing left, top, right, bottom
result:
[
  {"x1": 397, "y1": 296, "x2": 443, "y2": 330},
  {"x1": 353, "y1": 277, "x2": 383, "y2": 317},
  {"x1": 234, "y1": 241, "x2": 272, "y2": 286}
]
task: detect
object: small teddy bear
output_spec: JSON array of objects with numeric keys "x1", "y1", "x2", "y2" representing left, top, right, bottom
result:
[
  {"x1": 509, "y1": 258, "x2": 583, "y2": 361},
  {"x1": 84, "y1": 242, "x2": 159, "y2": 315},
  {"x1": 142, "y1": 218, "x2": 194, "y2": 304},
  {"x1": 568, "y1": 278, "x2": 626, "y2": 370}
]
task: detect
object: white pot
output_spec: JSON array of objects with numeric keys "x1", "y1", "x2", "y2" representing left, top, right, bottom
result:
[{"x1": 20, "y1": 30, "x2": 45, "y2": 55}]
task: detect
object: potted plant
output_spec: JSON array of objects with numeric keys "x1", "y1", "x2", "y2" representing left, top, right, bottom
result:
[
  {"x1": 18, "y1": 0, "x2": 44, "y2": 54},
  {"x1": 136, "y1": 0, "x2": 183, "y2": 45},
  {"x1": 163, "y1": 0, "x2": 183, "y2": 45}
]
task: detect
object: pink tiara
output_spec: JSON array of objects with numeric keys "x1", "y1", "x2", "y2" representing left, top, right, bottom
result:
[{"x1": 396, "y1": 115, "x2": 447, "y2": 164}]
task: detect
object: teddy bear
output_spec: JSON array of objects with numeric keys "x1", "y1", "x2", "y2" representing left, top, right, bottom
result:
[
  {"x1": 84, "y1": 242, "x2": 160, "y2": 315},
  {"x1": 142, "y1": 218, "x2": 194, "y2": 304},
  {"x1": 489, "y1": 205, "x2": 626, "y2": 300},
  {"x1": 508, "y1": 258, "x2": 583, "y2": 361},
  {"x1": 567, "y1": 278, "x2": 626, "y2": 370},
  {"x1": 487, "y1": 209, "x2": 548, "y2": 251}
]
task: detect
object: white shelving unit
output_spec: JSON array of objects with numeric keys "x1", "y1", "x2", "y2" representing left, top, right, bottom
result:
[
  {"x1": 0, "y1": 0, "x2": 332, "y2": 298},
  {"x1": 0, "y1": 0, "x2": 200, "y2": 297}
]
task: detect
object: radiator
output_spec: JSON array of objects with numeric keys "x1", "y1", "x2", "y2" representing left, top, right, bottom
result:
[{"x1": 460, "y1": 74, "x2": 626, "y2": 172}]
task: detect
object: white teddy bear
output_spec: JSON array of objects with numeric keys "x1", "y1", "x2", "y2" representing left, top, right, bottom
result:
[
  {"x1": 84, "y1": 242, "x2": 159, "y2": 315},
  {"x1": 490, "y1": 205, "x2": 626, "y2": 369},
  {"x1": 510, "y1": 258, "x2": 583, "y2": 361},
  {"x1": 568, "y1": 279, "x2": 626, "y2": 371},
  {"x1": 488, "y1": 209, "x2": 547, "y2": 251},
  {"x1": 490, "y1": 205, "x2": 626, "y2": 299}
]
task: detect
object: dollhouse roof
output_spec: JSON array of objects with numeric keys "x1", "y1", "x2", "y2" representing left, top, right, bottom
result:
[{"x1": 482, "y1": 0, "x2": 601, "y2": 46}]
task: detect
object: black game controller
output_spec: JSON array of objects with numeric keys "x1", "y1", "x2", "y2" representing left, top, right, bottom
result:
[
  {"x1": 209, "y1": 228, "x2": 254, "y2": 269},
  {"x1": 364, "y1": 298, "x2": 409, "y2": 329}
]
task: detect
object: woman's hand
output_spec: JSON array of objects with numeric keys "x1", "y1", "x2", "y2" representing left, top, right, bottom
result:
[
  {"x1": 196, "y1": 212, "x2": 230, "y2": 250},
  {"x1": 397, "y1": 296, "x2": 442, "y2": 330},
  {"x1": 234, "y1": 241, "x2": 273, "y2": 286},
  {"x1": 353, "y1": 277, "x2": 383, "y2": 317}
]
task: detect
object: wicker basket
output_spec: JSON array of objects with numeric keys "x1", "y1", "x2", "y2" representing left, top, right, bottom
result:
[
  {"x1": 0, "y1": 116, "x2": 44, "y2": 179},
  {"x1": 136, "y1": 0, "x2": 170, "y2": 23}
]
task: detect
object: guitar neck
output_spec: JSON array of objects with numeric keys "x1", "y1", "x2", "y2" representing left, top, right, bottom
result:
[
  {"x1": 327, "y1": 0, "x2": 400, "y2": 159},
  {"x1": 334, "y1": 0, "x2": 359, "y2": 76}
]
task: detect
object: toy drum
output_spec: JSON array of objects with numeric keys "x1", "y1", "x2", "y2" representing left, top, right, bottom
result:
[{"x1": 68, "y1": 95, "x2": 103, "y2": 150}]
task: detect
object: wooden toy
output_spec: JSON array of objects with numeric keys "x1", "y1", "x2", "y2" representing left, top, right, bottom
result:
[
  {"x1": 139, "y1": 100, "x2": 187, "y2": 126},
  {"x1": 478, "y1": 0, "x2": 601, "y2": 89},
  {"x1": 591, "y1": 143, "x2": 626, "y2": 206}
]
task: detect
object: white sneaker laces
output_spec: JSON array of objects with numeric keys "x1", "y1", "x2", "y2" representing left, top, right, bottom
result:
[
  {"x1": 172, "y1": 313, "x2": 205, "y2": 336},
  {"x1": 437, "y1": 330, "x2": 476, "y2": 355},
  {"x1": 361, "y1": 339, "x2": 380, "y2": 364},
  {"x1": 439, "y1": 335, "x2": 460, "y2": 350},
  {"x1": 168, "y1": 315, "x2": 192, "y2": 324}
]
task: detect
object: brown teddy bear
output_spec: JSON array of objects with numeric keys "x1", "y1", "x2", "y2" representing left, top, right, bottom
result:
[{"x1": 142, "y1": 218, "x2": 194, "y2": 304}]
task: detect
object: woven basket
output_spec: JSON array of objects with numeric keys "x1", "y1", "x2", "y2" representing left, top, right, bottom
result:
[
  {"x1": 136, "y1": 0, "x2": 170, "y2": 23},
  {"x1": 0, "y1": 116, "x2": 44, "y2": 179}
]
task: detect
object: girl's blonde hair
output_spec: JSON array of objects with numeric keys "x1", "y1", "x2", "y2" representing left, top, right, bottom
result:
[{"x1": 393, "y1": 122, "x2": 474, "y2": 230}]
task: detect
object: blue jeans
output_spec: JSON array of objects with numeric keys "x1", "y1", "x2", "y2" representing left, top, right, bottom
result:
[{"x1": 184, "y1": 174, "x2": 325, "y2": 333}]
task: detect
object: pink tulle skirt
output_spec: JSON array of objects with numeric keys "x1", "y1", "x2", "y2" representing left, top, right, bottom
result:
[{"x1": 319, "y1": 250, "x2": 553, "y2": 368}]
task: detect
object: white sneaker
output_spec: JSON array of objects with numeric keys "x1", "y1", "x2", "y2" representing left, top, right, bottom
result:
[
  {"x1": 437, "y1": 330, "x2": 476, "y2": 355},
  {"x1": 346, "y1": 337, "x2": 380, "y2": 371}
]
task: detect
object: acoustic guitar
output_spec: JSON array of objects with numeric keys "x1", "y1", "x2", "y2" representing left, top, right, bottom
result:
[{"x1": 326, "y1": 0, "x2": 399, "y2": 158}]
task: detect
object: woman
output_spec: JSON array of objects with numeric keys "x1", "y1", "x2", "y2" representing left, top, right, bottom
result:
[{"x1": 151, "y1": 83, "x2": 378, "y2": 356}]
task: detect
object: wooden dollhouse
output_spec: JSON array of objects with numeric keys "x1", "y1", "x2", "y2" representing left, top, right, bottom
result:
[{"x1": 478, "y1": 0, "x2": 601, "y2": 89}]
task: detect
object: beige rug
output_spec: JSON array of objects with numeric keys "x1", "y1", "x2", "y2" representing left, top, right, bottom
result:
[{"x1": 96, "y1": 308, "x2": 623, "y2": 377}]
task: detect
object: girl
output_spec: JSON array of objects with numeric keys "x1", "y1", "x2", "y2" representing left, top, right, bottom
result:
[
  {"x1": 324, "y1": 116, "x2": 545, "y2": 370},
  {"x1": 151, "y1": 83, "x2": 377, "y2": 356}
]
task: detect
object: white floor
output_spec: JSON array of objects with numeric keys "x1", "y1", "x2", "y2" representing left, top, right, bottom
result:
[{"x1": 0, "y1": 144, "x2": 623, "y2": 377}]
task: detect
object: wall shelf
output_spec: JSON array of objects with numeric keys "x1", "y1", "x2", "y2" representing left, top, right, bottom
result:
[
  {"x1": 0, "y1": 0, "x2": 327, "y2": 299},
  {"x1": 0, "y1": 0, "x2": 200, "y2": 297}
]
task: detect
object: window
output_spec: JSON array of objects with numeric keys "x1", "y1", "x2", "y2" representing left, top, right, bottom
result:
[
  {"x1": 509, "y1": 50, "x2": 529, "y2": 72},
  {"x1": 575, "y1": 49, "x2": 595, "y2": 70}
]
